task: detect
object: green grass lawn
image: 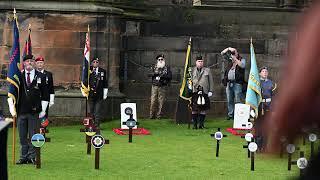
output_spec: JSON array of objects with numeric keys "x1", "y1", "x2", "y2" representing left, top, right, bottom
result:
[{"x1": 7, "y1": 118, "x2": 302, "y2": 180}]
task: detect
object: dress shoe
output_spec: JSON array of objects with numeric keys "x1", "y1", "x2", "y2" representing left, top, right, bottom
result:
[
  {"x1": 192, "y1": 125, "x2": 198, "y2": 129},
  {"x1": 227, "y1": 116, "x2": 233, "y2": 120},
  {"x1": 16, "y1": 159, "x2": 28, "y2": 165},
  {"x1": 28, "y1": 158, "x2": 36, "y2": 165},
  {"x1": 198, "y1": 126, "x2": 204, "y2": 129}
]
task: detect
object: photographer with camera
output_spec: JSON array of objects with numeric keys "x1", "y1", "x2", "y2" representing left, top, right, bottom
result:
[
  {"x1": 221, "y1": 47, "x2": 246, "y2": 120},
  {"x1": 190, "y1": 56, "x2": 214, "y2": 129},
  {"x1": 149, "y1": 54, "x2": 172, "y2": 119}
]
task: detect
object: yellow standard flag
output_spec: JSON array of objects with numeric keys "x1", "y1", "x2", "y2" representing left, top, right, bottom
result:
[{"x1": 179, "y1": 37, "x2": 192, "y2": 100}]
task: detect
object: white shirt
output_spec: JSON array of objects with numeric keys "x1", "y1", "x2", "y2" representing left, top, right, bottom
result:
[
  {"x1": 25, "y1": 69, "x2": 35, "y2": 83},
  {"x1": 227, "y1": 67, "x2": 236, "y2": 80},
  {"x1": 93, "y1": 67, "x2": 99, "y2": 75}
]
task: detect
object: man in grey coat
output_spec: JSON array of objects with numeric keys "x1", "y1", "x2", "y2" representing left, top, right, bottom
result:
[{"x1": 190, "y1": 56, "x2": 214, "y2": 129}]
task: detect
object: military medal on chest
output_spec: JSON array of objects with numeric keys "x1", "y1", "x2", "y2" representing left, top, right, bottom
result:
[
  {"x1": 35, "y1": 76, "x2": 41, "y2": 89},
  {"x1": 101, "y1": 72, "x2": 104, "y2": 80}
]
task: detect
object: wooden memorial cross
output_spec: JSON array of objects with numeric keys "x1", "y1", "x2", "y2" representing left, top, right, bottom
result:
[
  {"x1": 242, "y1": 132, "x2": 254, "y2": 158},
  {"x1": 210, "y1": 128, "x2": 227, "y2": 157},
  {"x1": 244, "y1": 138, "x2": 258, "y2": 171},
  {"x1": 28, "y1": 119, "x2": 48, "y2": 169},
  {"x1": 31, "y1": 129, "x2": 45, "y2": 169},
  {"x1": 308, "y1": 133, "x2": 317, "y2": 157},
  {"x1": 287, "y1": 144, "x2": 300, "y2": 171},
  {"x1": 80, "y1": 117, "x2": 97, "y2": 154},
  {"x1": 91, "y1": 129, "x2": 110, "y2": 170},
  {"x1": 289, "y1": 151, "x2": 308, "y2": 177},
  {"x1": 122, "y1": 114, "x2": 139, "y2": 143},
  {"x1": 248, "y1": 138, "x2": 258, "y2": 171}
]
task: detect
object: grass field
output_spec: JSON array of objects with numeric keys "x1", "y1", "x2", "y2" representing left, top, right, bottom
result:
[{"x1": 6, "y1": 118, "x2": 302, "y2": 180}]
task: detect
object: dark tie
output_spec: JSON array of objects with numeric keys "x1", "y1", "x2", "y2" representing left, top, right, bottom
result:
[{"x1": 27, "y1": 72, "x2": 31, "y2": 86}]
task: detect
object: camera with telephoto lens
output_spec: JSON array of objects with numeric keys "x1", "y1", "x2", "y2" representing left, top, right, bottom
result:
[{"x1": 223, "y1": 50, "x2": 235, "y2": 62}]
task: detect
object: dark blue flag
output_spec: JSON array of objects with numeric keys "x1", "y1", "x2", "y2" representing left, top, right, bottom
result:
[
  {"x1": 81, "y1": 27, "x2": 90, "y2": 98},
  {"x1": 7, "y1": 17, "x2": 21, "y2": 107}
]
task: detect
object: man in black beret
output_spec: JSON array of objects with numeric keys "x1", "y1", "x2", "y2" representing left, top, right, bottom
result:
[
  {"x1": 86, "y1": 57, "x2": 108, "y2": 128},
  {"x1": 149, "y1": 54, "x2": 172, "y2": 119},
  {"x1": 7, "y1": 54, "x2": 49, "y2": 165}
]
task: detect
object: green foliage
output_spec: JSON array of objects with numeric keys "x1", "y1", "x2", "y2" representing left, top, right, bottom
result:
[{"x1": 7, "y1": 118, "x2": 299, "y2": 179}]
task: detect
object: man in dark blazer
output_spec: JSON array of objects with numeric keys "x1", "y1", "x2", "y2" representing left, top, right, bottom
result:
[
  {"x1": 35, "y1": 56, "x2": 55, "y2": 116},
  {"x1": 7, "y1": 54, "x2": 49, "y2": 165},
  {"x1": 87, "y1": 57, "x2": 108, "y2": 128}
]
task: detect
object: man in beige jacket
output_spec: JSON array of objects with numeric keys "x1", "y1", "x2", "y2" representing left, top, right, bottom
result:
[{"x1": 190, "y1": 56, "x2": 214, "y2": 129}]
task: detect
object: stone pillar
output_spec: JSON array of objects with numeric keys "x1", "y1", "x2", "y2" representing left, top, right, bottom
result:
[{"x1": 106, "y1": 15, "x2": 121, "y2": 93}]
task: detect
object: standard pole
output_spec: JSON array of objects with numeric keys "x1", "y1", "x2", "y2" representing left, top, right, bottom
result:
[
  {"x1": 129, "y1": 128, "x2": 133, "y2": 143},
  {"x1": 12, "y1": 117, "x2": 16, "y2": 165}
]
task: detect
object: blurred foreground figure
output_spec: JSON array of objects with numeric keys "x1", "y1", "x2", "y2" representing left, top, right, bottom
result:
[{"x1": 263, "y1": 2, "x2": 320, "y2": 179}]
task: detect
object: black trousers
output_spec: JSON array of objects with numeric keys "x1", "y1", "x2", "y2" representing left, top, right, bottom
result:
[
  {"x1": 88, "y1": 97, "x2": 103, "y2": 127},
  {"x1": 0, "y1": 125, "x2": 8, "y2": 180},
  {"x1": 17, "y1": 113, "x2": 39, "y2": 160}
]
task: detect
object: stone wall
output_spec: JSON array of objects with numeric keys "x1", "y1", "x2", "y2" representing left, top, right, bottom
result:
[
  {"x1": 0, "y1": 5, "x2": 122, "y2": 90},
  {"x1": 120, "y1": 4, "x2": 302, "y2": 118},
  {"x1": 0, "y1": 1, "x2": 125, "y2": 123},
  {"x1": 0, "y1": 0, "x2": 310, "y2": 122}
]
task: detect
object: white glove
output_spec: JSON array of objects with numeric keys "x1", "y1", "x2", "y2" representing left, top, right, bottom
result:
[
  {"x1": 39, "y1": 101, "x2": 49, "y2": 118},
  {"x1": 39, "y1": 111, "x2": 46, "y2": 118},
  {"x1": 7, "y1": 98, "x2": 17, "y2": 117},
  {"x1": 208, "y1": 91, "x2": 213, "y2": 97},
  {"x1": 49, "y1": 94, "x2": 55, "y2": 108},
  {"x1": 250, "y1": 109, "x2": 256, "y2": 118},
  {"x1": 103, "y1": 88, "x2": 108, "y2": 100}
]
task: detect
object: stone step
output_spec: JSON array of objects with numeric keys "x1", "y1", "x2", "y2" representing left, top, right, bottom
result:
[{"x1": 197, "y1": 0, "x2": 277, "y2": 7}]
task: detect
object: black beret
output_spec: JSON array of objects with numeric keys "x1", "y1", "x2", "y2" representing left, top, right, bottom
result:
[
  {"x1": 23, "y1": 54, "x2": 34, "y2": 61},
  {"x1": 196, "y1": 55, "x2": 203, "y2": 61},
  {"x1": 156, "y1": 54, "x2": 165, "y2": 59},
  {"x1": 259, "y1": 66, "x2": 268, "y2": 72},
  {"x1": 92, "y1": 57, "x2": 99, "y2": 62}
]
